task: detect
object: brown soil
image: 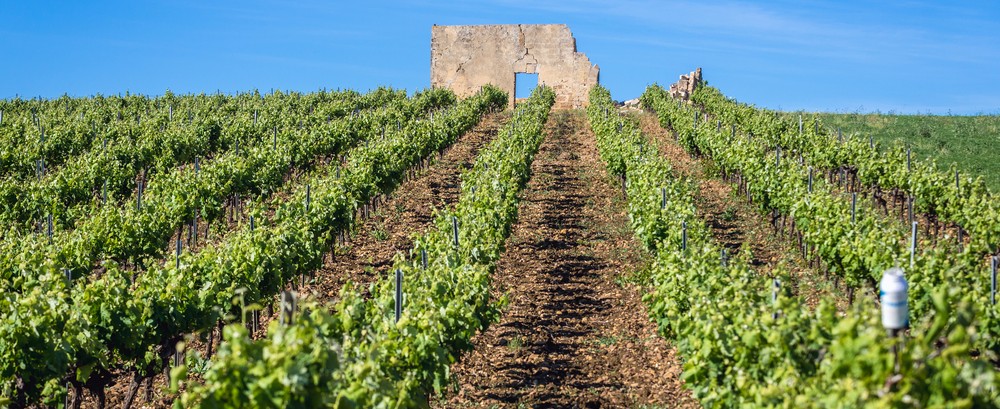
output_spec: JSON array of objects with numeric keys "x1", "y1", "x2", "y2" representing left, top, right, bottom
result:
[
  {"x1": 79, "y1": 111, "x2": 508, "y2": 409},
  {"x1": 637, "y1": 111, "x2": 849, "y2": 311},
  {"x1": 433, "y1": 110, "x2": 696, "y2": 408},
  {"x1": 299, "y1": 110, "x2": 509, "y2": 306}
]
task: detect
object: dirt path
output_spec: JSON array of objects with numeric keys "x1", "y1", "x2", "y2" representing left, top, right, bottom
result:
[
  {"x1": 88, "y1": 111, "x2": 508, "y2": 409},
  {"x1": 435, "y1": 110, "x2": 696, "y2": 408},
  {"x1": 637, "y1": 111, "x2": 848, "y2": 310},
  {"x1": 300, "y1": 110, "x2": 509, "y2": 304}
]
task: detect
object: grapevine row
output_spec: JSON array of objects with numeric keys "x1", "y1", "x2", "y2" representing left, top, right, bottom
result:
[
  {"x1": 177, "y1": 86, "x2": 555, "y2": 407},
  {"x1": 0, "y1": 89, "x2": 378, "y2": 181},
  {"x1": 642, "y1": 85, "x2": 1000, "y2": 352},
  {"x1": 0, "y1": 88, "x2": 453, "y2": 295},
  {"x1": 692, "y1": 86, "x2": 999, "y2": 258},
  {"x1": 590, "y1": 85, "x2": 998, "y2": 407},
  {"x1": 0, "y1": 87, "x2": 504, "y2": 406},
  {"x1": 0, "y1": 88, "x2": 406, "y2": 234}
]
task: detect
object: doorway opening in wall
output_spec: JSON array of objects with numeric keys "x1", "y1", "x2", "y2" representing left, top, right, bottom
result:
[{"x1": 514, "y1": 72, "x2": 538, "y2": 105}]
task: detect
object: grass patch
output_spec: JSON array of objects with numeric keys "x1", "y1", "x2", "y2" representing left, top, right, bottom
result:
[
  {"x1": 788, "y1": 111, "x2": 1000, "y2": 191},
  {"x1": 505, "y1": 334, "x2": 524, "y2": 351},
  {"x1": 371, "y1": 224, "x2": 388, "y2": 241}
]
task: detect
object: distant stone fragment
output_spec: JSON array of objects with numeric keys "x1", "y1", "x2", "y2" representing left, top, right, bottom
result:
[
  {"x1": 431, "y1": 24, "x2": 600, "y2": 109},
  {"x1": 669, "y1": 67, "x2": 702, "y2": 102}
]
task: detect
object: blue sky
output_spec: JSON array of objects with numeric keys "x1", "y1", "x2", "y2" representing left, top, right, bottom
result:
[{"x1": 2, "y1": 1, "x2": 998, "y2": 114}]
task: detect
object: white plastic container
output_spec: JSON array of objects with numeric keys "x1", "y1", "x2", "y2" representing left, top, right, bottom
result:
[{"x1": 880, "y1": 267, "x2": 909, "y2": 330}]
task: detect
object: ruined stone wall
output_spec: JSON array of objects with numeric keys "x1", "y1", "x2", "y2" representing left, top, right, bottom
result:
[
  {"x1": 669, "y1": 67, "x2": 702, "y2": 102},
  {"x1": 430, "y1": 24, "x2": 600, "y2": 109}
]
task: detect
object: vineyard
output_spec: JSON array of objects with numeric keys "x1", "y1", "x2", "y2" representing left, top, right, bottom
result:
[{"x1": 1, "y1": 77, "x2": 999, "y2": 408}]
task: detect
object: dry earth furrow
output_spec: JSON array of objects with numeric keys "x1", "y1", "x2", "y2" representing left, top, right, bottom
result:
[{"x1": 436, "y1": 110, "x2": 696, "y2": 408}]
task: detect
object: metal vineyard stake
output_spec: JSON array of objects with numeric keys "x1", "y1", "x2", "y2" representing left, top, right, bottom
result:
[
  {"x1": 909, "y1": 221, "x2": 917, "y2": 268},
  {"x1": 851, "y1": 193, "x2": 857, "y2": 224},
  {"x1": 908, "y1": 196, "x2": 914, "y2": 226},
  {"x1": 452, "y1": 216, "x2": 459, "y2": 247},
  {"x1": 992, "y1": 256, "x2": 998, "y2": 305},
  {"x1": 280, "y1": 291, "x2": 296, "y2": 325},
  {"x1": 175, "y1": 234, "x2": 182, "y2": 269},
  {"x1": 772, "y1": 278, "x2": 781, "y2": 319},
  {"x1": 394, "y1": 268, "x2": 403, "y2": 323},
  {"x1": 681, "y1": 221, "x2": 688, "y2": 251}
]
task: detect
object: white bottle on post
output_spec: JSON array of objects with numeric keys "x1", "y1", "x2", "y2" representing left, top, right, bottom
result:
[{"x1": 880, "y1": 267, "x2": 909, "y2": 332}]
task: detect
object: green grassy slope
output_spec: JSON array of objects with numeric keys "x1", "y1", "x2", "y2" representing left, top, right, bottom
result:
[{"x1": 794, "y1": 112, "x2": 1000, "y2": 191}]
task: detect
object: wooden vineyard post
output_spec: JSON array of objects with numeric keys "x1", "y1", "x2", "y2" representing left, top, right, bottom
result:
[
  {"x1": 421, "y1": 248, "x2": 428, "y2": 269},
  {"x1": 661, "y1": 187, "x2": 666, "y2": 209},
  {"x1": 798, "y1": 115, "x2": 802, "y2": 135},
  {"x1": 808, "y1": 167, "x2": 814, "y2": 193},
  {"x1": 452, "y1": 216, "x2": 459, "y2": 247}
]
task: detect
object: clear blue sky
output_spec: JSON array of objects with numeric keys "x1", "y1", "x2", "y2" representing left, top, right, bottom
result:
[{"x1": 3, "y1": 1, "x2": 998, "y2": 114}]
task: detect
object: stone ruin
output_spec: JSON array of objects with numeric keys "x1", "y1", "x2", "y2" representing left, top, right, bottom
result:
[
  {"x1": 430, "y1": 24, "x2": 600, "y2": 109},
  {"x1": 669, "y1": 67, "x2": 702, "y2": 101}
]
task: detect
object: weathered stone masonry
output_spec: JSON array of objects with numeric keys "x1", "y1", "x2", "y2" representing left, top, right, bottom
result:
[{"x1": 430, "y1": 24, "x2": 600, "y2": 109}]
